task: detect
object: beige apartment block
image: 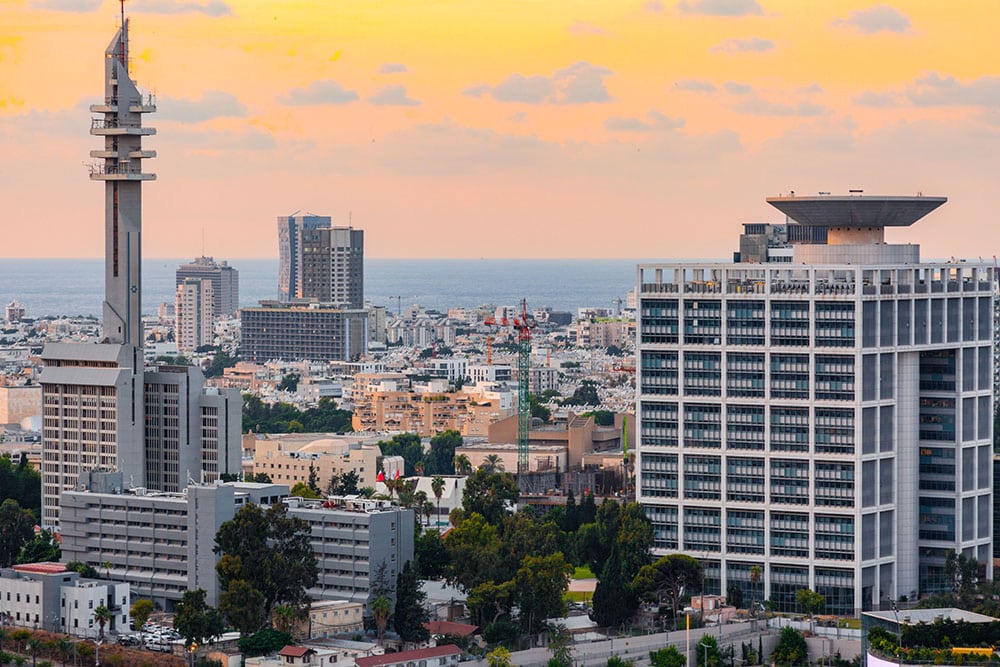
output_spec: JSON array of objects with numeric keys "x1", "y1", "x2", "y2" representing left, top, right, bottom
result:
[
  {"x1": 249, "y1": 432, "x2": 381, "y2": 490},
  {"x1": 0, "y1": 384, "x2": 41, "y2": 424}
]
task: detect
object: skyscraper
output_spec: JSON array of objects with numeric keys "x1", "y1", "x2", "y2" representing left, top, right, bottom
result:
[
  {"x1": 635, "y1": 194, "x2": 993, "y2": 615},
  {"x1": 175, "y1": 256, "x2": 239, "y2": 318},
  {"x1": 39, "y1": 16, "x2": 240, "y2": 528},
  {"x1": 175, "y1": 277, "x2": 214, "y2": 353},
  {"x1": 277, "y1": 212, "x2": 364, "y2": 308}
]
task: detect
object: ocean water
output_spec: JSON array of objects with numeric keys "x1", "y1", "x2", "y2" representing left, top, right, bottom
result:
[{"x1": 0, "y1": 258, "x2": 643, "y2": 319}]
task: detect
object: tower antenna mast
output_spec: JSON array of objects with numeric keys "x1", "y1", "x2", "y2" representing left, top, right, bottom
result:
[{"x1": 119, "y1": 0, "x2": 127, "y2": 68}]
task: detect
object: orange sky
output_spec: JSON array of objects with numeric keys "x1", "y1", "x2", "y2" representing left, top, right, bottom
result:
[{"x1": 2, "y1": 0, "x2": 1000, "y2": 259}]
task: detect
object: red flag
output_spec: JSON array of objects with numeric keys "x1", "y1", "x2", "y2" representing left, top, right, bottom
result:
[
  {"x1": 377, "y1": 471, "x2": 385, "y2": 482},
  {"x1": 394, "y1": 469, "x2": 401, "y2": 480}
]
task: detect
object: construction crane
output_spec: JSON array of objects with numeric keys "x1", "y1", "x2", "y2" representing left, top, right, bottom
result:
[{"x1": 510, "y1": 299, "x2": 536, "y2": 482}]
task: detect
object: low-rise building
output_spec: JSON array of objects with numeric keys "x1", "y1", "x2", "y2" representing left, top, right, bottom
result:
[
  {"x1": 306, "y1": 600, "x2": 365, "y2": 638},
  {"x1": 249, "y1": 432, "x2": 381, "y2": 490},
  {"x1": 355, "y1": 644, "x2": 461, "y2": 667}
]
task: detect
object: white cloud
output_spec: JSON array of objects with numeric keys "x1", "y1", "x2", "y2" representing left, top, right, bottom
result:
[
  {"x1": 832, "y1": 5, "x2": 911, "y2": 34},
  {"x1": 379, "y1": 63, "x2": 408, "y2": 74},
  {"x1": 677, "y1": 0, "x2": 763, "y2": 16},
  {"x1": 711, "y1": 37, "x2": 774, "y2": 53},
  {"x1": 368, "y1": 85, "x2": 421, "y2": 107},
  {"x1": 853, "y1": 72, "x2": 1000, "y2": 109},
  {"x1": 675, "y1": 79, "x2": 717, "y2": 93},
  {"x1": 464, "y1": 62, "x2": 613, "y2": 105},
  {"x1": 724, "y1": 81, "x2": 753, "y2": 95},
  {"x1": 279, "y1": 80, "x2": 359, "y2": 106},
  {"x1": 159, "y1": 90, "x2": 246, "y2": 123},
  {"x1": 570, "y1": 21, "x2": 610, "y2": 36},
  {"x1": 605, "y1": 109, "x2": 684, "y2": 132},
  {"x1": 129, "y1": 0, "x2": 232, "y2": 16},
  {"x1": 645, "y1": 0, "x2": 665, "y2": 12},
  {"x1": 735, "y1": 95, "x2": 825, "y2": 116},
  {"x1": 30, "y1": 0, "x2": 102, "y2": 11}
]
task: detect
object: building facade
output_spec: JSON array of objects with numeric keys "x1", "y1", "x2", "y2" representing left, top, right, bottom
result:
[
  {"x1": 278, "y1": 213, "x2": 364, "y2": 308},
  {"x1": 249, "y1": 432, "x2": 381, "y2": 490},
  {"x1": 175, "y1": 256, "x2": 239, "y2": 318},
  {"x1": 175, "y1": 277, "x2": 214, "y2": 353},
  {"x1": 635, "y1": 195, "x2": 993, "y2": 616},
  {"x1": 241, "y1": 302, "x2": 368, "y2": 363}
]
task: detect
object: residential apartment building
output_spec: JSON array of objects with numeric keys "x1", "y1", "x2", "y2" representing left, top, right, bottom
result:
[
  {"x1": 175, "y1": 256, "x2": 239, "y2": 318},
  {"x1": 175, "y1": 277, "x2": 214, "y2": 353},
  {"x1": 635, "y1": 194, "x2": 994, "y2": 615},
  {"x1": 241, "y1": 302, "x2": 368, "y2": 363},
  {"x1": 278, "y1": 213, "x2": 364, "y2": 308}
]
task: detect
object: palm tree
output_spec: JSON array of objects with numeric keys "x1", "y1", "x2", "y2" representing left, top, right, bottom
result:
[
  {"x1": 26, "y1": 639, "x2": 43, "y2": 667},
  {"x1": 272, "y1": 604, "x2": 297, "y2": 636},
  {"x1": 102, "y1": 562, "x2": 112, "y2": 580},
  {"x1": 371, "y1": 596, "x2": 392, "y2": 645},
  {"x1": 452, "y1": 454, "x2": 472, "y2": 476},
  {"x1": 56, "y1": 637, "x2": 73, "y2": 667},
  {"x1": 749, "y1": 565, "x2": 762, "y2": 617},
  {"x1": 413, "y1": 491, "x2": 428, "y2": 525},
  {"x1": 480, "y1": 454, "x2": 504, "y2": 473},
  {"x1": 431, "y1": 476, "x2": 445, "y2": 525},
  {"x1": 93, "y1": 605, "x2": 113, "y2": 640}
]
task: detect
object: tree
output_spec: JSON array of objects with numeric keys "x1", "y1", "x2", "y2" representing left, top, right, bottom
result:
[
  {"x1": 632, "y1": 554, "x2": 703, "y2": 624},
  {"x1": 16, "y1": 529, "x2": 60, "y2": 564},
  {"x1": 607, "y1": 658, "x2": 634, "y2": 667},
  {"x1": 378, "y1": 433, "x2": 424, "y2": 476},
  {"x1": 130, "y1": 599, "x2": 155, "y2": 636},
  {"x1": 479, "y1": 454, "x2": 504, "y2": 474},
  {"x1": 290, "y1": 483, "x2": 321, "y2": 499},
  {"x1": 591, "y1": 542, "x2": 635, "y2": 628},
  {"x1": 468, "y1": 580, "x2": 515, "y2": 628},
  {"x1": 0, "y1": 454, "x2": 41, "y2": 520},
  {"x1": 26, "y1": 639, "x2": 43, "y2": 667},
  {"x1": 795, "y1": 588, "x2": 825, "y2": 632},
  {"x1": 547, "y1": 625, "x2": 573, "y2": 667},
  {"x1": 218, "y1": 579, "x2": 267, "y2": 636},
  {"x1": 393, "y1": 562, "x2": 430, "y2": 643},
  {"x1": 65, "y1": 561, "x2": 99, "y2": 579},
  {"x1": 486, "y1": 647, "x2": 513, "y2": 667},
  {"x1": 444, "y1": 513, "x2": 502, "y2": 591},
  {"x1": 945, "y1": 550, "x2": 980, "y2": 598},
  {"x1": 770, "y1": 626, "x2": 807, "y2": 667},
  {"x1": 238, "y1": 628, "x2": 294, "y2": 657},
  {"x1": 453, "y1": 453, "x2": 473, "y2": 476},
  {"x1": 426, "y1": 431, "x2": 462, "y2": 475},
  {"x1": 727, "y1": 584, "x2": 744, "y2": 610},
  {"x1": 174, "y1": 589, "x2": 226, "y2": 649},
  {"x1": 461, "y1": 470, "x2": 519, "y2": 525},
  {"x1": 696, "y1": 636, "x2": 725, "y2": 667},
  {"x1": 563, "y1": 380, "x2": 600, "y2": 406},
  {"x1": 277, "y1": 373, "x2": 300, "y2": 393},
  {"x1": 371, "y1": 596, "x2": 392, "y2": 645},
  {"x1": 92, "y1": 604, "x2": 113, "y2": 639},
  {"x1": 431, "y1": 476, "x2": 446, "y2": 524},
  {"x1": 0, "y1": 499, "x2": 34, "y2": 568},
  {"x1": 214, "y1": 502, "x2": 317, "y2": 627},
  {"x1": 272, "y1": 604, "x2": 298, "y2": 635},
  {"x1": 649, "y1": 646, "x2": 686, "y2": 667},
  {"x1": 307, "y1": 465, "x2": 320, "y2": 495},
  {"x1": 512, "y1": 553, "x2": 572, "y2": 634}
]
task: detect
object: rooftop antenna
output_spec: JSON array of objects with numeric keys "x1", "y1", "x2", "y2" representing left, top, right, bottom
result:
[{"x1": 119, "y1": 0, "x2": 127, "y2": 68}]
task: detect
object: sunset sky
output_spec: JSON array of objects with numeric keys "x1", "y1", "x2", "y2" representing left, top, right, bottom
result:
[{"x1": 2, "y1": 0, "x2": 1000, "y2": 259}]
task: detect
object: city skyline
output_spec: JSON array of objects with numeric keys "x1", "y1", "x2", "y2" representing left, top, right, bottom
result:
[{"x1": 3, "y1": 1, "x2": 1000, "y2": 260}]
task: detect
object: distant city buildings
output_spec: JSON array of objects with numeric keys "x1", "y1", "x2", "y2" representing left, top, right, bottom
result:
[
  {"x1": 240, "y1": 301, "x2": 368, "y2": 363},
  {"x1": 175, "y1": 277, "x2": 214, "y2": 353},
  {"x1": 635, "y1": 194, "x2": 993, "y2": 616},
  {"x1": 247, "y1": 432, "x2": 381, "y2": 490},
  {"x1": 5, "y1": 301, "x2": 25, "y2": 324},
  {"x1": 278, "y1": 213, "x2": 364, "y2": 308},
  {"x1": 175, "y1": 256, "x2": 239, "y2": 318}
]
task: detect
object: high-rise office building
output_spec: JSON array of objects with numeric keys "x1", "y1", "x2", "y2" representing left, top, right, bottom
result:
[
  {"x1": 277, "y1": 213, "x2": 364, "y2": 308},
  {"x1": 240, "y1": 301, "x2": 368, "y2": 363},
  {"x1": 175, "y1": 277, "x2": 214, "y2": 353},
  {"x1": 175, "y1": 256, "x2": 238, "y2": 318},
  {"x1": 635, "y1": 194, "x2": 993, "y2": 616},
  {"x1": 39, "y1": 16, "x2": 240, "y2": 528}
]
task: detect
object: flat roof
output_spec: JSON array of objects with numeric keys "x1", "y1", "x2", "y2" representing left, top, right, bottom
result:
[
  {"x1": 766, "y1": 195, "x2": 947, "y2": 228},
  {"x1": 864, "y1": 608, "x2": 998, "y2": 625},
  {"x1": 13, "y1": 562, "x2": 68, "y2": 574}
]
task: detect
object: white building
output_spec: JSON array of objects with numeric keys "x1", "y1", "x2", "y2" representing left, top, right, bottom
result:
[
  {"x1": 636, "y1": 194, "x2": 993, "y2": 616},
  {"x1": 175, "y1": 277, "x2": 214, "y2": 353}
]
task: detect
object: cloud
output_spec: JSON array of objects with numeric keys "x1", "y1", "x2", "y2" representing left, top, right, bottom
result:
[
  {"x1": 509, "y1": 112, "x2": 528, "y2": 123},
  {"x1": 854, "y1": 72, "x2": 1000, "y2": 109},
  {"x1": 645, "y1": 0, "x2": 665, "y2": 12},
  {"x1": 159, "y1": 90, "x2": 246, "y2": 123},
  {"x1": 570, "y1": 21, "x2": 610, "y2": 36},
  {"x1": 129, "y1": 0, "x2": 232, "y2": 16},
  {"x1": 464, "y1": 62, "x2": 613, "y2": 105},
  {"x1": 379, "y1": 63, "x2": 408, "y2": 74},
  {"x1": 832, "y1": 5, "x2": 911, "y2": 34},
  {"x1": 677, "y1": 0, "x2": 763, "y2": 16},
  {"x1": 30, "y1": 0, "x2": 102, "y2": 10},
  {"x1": 368, "y1": 85, "x2": 421, "y2": 107},
  {"x1": 605, "y1": 109, "x2": 684, "y2": 132},
  {"x1": 675, "y1": 79, "x2": 717, "y2": 93},
  {"x1": 711, "y1": 37, "x2": 774, "y2": 53},
  {"x1": 279, "y1": 80, "x2": 359, "y2": 106},
  {"x1": 735, "y1": 95, "x2": 825, "y2": 116},
  {"x1": 724, "y1": 81, "x2": 752, "y2": 95}
]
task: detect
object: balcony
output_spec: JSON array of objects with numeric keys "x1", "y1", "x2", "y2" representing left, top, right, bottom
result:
[
  {"x1": 90, "y1": 117, "x2": 156, "y2": 136},
  {"x1": 88, "y1": 162, "x2": 156, "y2": 181},
  {"x1": 89, "y1": 98, "x2": 118, "y2": 113}
]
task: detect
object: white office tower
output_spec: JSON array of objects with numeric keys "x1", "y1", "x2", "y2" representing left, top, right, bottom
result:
[
  {"x1": 635, "y1": 195, "x2": 993, "y2": 616},
  {"x1": 39, "y1": 16, "x2": 240, "y2": 528},
  {"x1": 175, "y1": 277, "x2": 214, "y2": 353}
]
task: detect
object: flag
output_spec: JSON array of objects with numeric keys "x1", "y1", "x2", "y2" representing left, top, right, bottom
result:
[
  {"x1": 377, "y1": 471, "x2": 385, "y2": 482},
  {"x1": 394, "y1": 469, "x2": 401, "y2": 480}
]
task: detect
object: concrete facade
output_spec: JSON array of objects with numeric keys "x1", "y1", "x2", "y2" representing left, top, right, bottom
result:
[
  {"x1": 635, "y1": 195, "x2": 993, "y2": 616},
  {"x1": 0, "y1": 384, "x2": 41, "y2": 424},
  {"x1": 175, "y1": 277, "x2": 214, "y2": 353},
  {"x1": 241, "y1": 302, "x2": 368, "y2": 363},
  {"x1": 175, "y1": 256, "x2": 239, "y2": 318},
  {"x1": 249, "y1": 432, "x2": 381, "y2": 490}
]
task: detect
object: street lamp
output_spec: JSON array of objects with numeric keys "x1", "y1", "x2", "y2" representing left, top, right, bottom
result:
[
  {"x1": 698, "y1": 638, "x2": 713, "y2": 667},
  {"x1": 93, "y1": 638, "x2": 103, "y2": 667},
  {"x1": 890, "y1": 599, "x2": 903, "y2": 667}
]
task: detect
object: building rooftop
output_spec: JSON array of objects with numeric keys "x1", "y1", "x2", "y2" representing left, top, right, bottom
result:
[
  {"x1": 864, "y1": 608, "x2": 999, "y2": 625},
  {"x1": 766, "y1": 194, "x2": 946, "y2": 228},
  {"x1": 356, "y1": 645, "x2": 460, "y2": 667},
  {"x1": 12, "y1": 562, "x2": 68, "y2": 574}
]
